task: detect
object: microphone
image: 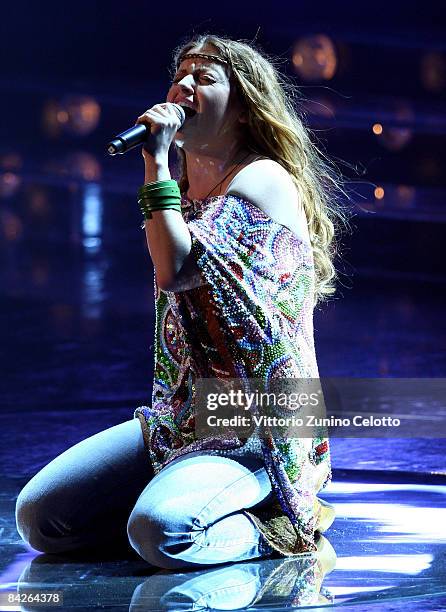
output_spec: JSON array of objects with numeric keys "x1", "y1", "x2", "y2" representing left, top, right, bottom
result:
[{"x1": 106, "y1": 103, "x2": 186, "y2": 156}]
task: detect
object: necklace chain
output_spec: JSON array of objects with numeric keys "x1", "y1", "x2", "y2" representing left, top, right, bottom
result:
[{"x1": 199, "y1": 151, "x2": 253, "y2": 201}]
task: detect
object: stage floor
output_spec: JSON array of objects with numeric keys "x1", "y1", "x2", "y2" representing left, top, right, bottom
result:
[{"x1": 1, "y1": 462, "x2": 446, "y2": 610}]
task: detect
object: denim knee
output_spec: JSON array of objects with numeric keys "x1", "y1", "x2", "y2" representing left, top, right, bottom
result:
[
  {"x1": 15, "y1": 480, "x2": 77, "y2": 554},
  {"x1": 15, "y1": 485, "x2": 53, "y2": 553},
  {"x1": 127, "y1": 500, "x2": 193, "y2": 569}
]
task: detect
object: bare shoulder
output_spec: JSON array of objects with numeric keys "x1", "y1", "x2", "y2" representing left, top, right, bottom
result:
[
  {"x1": 225, "y1": 159, "x2": 308, "y2": 241},
  {"x1": 226, "y1": 159, "x2": 297, "y2": 202}
]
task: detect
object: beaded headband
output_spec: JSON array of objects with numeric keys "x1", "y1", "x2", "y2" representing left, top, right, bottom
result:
[{"x1": 177, "y1": 52, "x2": 229, "y2": 68}]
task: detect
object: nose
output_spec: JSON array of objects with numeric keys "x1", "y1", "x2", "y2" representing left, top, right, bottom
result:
[{"x1": 176, "y1": 74, "x2": 195, "y2": 94}]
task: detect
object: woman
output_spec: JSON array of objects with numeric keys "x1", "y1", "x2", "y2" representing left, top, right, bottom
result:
[{"x1": 16, "y1": 34, "x2": 345, "y2": 569}]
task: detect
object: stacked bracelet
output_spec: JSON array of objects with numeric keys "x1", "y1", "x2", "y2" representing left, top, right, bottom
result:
[{"x1": 138, "y1": 179, "x2": 182, "y2": 224}]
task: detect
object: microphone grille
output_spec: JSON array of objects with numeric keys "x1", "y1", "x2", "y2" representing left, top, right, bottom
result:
[{"x1": 172, "y1": 103, "x2": 186, "y2": 126}]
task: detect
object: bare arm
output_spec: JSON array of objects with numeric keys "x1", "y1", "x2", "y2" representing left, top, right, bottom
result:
[{"x1": 136, "y1": 104, "x2": 205, "y2": 292}]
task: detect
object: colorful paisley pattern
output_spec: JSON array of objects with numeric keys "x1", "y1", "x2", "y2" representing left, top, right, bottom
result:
[{"x1": 134, "y1": 193, "x2": 332, "y2": 554}]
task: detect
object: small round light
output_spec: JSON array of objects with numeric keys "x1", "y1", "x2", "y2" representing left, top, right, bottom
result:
[
  {"x1": 374, "y1": 187, "x2": 385, "y2": 200},
  {"x1": 372, "y1": 123, "x2": 383, "y2": 135},
  {"x1": 292, "y1": 35, "x2": 337, "y2": 81}
]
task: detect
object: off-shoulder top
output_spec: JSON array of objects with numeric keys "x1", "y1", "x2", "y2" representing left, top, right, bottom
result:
[{"x1": 134, "y1": 192, "x2": 333, "y2": 555}]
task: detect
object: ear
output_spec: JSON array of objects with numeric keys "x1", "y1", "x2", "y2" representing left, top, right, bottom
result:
[{"x1": 238, "y1": 110, "x2": 248, "y2": 124}]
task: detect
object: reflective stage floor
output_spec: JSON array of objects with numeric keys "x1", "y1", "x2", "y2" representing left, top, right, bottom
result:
[{"x1": 1, "y1": 462, "x2": 446, "y2": 610}]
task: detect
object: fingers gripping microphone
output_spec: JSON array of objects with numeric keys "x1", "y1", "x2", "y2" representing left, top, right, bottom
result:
[{"x1": 106, "y1": 103, "x2": 186, "y2": 155}]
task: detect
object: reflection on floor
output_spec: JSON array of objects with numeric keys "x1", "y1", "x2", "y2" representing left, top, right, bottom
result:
[{"x1": 1, "y1": 470, "x2": 446, "y2": 610}]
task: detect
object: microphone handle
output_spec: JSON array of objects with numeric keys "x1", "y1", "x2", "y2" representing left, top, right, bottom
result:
[
  {"x1": 107, "y1": 103, "x2": 185, "y2": 156},
  {"x1": 107, "y1": 124, "x2": 148, "y2": 156}
]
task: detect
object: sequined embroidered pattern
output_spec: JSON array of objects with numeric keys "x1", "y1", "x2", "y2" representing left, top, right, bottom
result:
[{"x1": 134, "y1": 193, "x2": 332, "y2": 554}]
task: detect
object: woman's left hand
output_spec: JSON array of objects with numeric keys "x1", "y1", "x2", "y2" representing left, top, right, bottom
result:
[{"x1": 136, "y1": 102, "x2": 182, "y2": 161}]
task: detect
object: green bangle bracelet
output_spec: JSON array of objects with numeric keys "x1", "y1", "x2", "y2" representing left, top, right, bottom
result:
[
  {"x1": 138, "y1": 187, "x2": 180, "y2": 199},
  {"x1": 138, "y1": 198, "x2": 182, "y2": 210},
  {"x1": 140, "y1": 179, "x2": 178, "y2": 189},
  {"x1": 138, "y1": 195, "x2": 181, "y2": 209},
  {"x1": 137, "y1": 179, "x2": 182, "y2": 226},
  {"x1": 138, "y1": 181, "x2": 180, "y2": 198},
  {"x1": 138, "y1": 200, "x2": 182, "y2": 214},
  {"x1": 139, "y1": 203, "x2": 182, "y2": 214}
]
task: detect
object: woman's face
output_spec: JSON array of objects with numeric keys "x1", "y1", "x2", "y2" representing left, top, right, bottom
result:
[{"x1": 166, "y1": 46, "x2": 245, "y2": 154}]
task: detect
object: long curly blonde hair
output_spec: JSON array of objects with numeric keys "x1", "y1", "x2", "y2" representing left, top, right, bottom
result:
[{"x1": 171, "y1": 34, "x2": 351, "y2": 305}]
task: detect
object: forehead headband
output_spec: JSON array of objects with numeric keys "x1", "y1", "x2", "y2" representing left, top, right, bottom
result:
[{"x1": 177, "y1": 52, "x2": 229, "y2": 68}]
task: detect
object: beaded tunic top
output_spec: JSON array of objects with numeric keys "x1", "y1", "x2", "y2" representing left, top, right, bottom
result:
[{"x1": 134, "y1": 193, "x2": 333, "y2": 555}]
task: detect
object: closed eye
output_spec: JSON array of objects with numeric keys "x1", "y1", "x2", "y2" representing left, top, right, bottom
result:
[{"x1": 172, "y1": 71, "x2": 216, "y2": 84}]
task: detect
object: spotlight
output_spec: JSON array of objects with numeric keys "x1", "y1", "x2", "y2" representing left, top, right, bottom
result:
[{"x1": 292, "y1": 35, "x2": 337, "y2": 81}]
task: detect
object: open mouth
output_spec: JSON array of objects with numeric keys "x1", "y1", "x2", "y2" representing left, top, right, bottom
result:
[{"x1": 182, "y1": 106, "x2": 197, "y2": 119}]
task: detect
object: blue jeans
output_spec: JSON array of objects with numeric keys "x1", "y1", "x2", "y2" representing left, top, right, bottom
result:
[
  {"x1": 128, "y1": 552, "x2": 334, "y2": 611},
  {"x1": 15, "y1": 418, "x2": 275, "y2": 569}
]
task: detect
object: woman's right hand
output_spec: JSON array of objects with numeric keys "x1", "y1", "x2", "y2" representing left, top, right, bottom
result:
[{"x1": 136, "y1": 102, "x2": 182, "y2": 162}]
